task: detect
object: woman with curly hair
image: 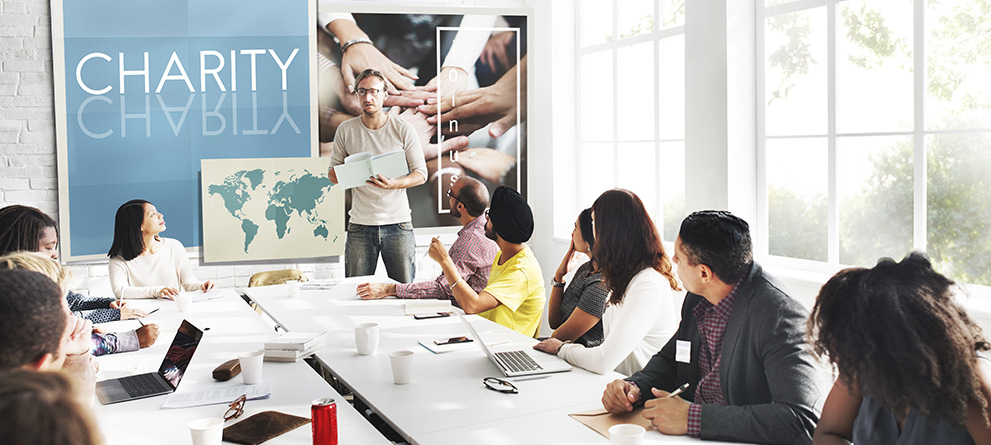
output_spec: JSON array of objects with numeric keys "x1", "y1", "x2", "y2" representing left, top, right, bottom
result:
[
  {"x1": 810, "y1": 252, "x2": 991, "y2": 444},
  {"x1": 534, "y1": 189, "x2": 680, "y2": 376}
]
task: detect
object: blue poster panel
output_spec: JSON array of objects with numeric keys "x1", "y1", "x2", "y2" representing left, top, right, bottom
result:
[{"x1": 51, "y1": 0, "x2": 317, "y2": 260}]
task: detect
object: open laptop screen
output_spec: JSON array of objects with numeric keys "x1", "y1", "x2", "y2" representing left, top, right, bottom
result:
[{"x1": 158, "y1": 320, "x2": 204, "y2": 388}]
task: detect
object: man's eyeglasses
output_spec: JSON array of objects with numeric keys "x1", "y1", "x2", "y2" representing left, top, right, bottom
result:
[
  {"x1": 446, "y1": 189, "x2": 461, "y2": 204},
  {"x1": 224, "y1": 394, "x2": 246, "y2": 421},
  {"x1": 483, "y1": 377, "x2": 518, "y2": 394},
  {"x1": 355, "y1": 87, "x2": 383, "y2": 96}
]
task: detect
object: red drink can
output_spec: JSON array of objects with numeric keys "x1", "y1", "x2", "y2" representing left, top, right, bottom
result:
[{"x1": 311, "y1": 397, "x2": 338, "y2": 445}]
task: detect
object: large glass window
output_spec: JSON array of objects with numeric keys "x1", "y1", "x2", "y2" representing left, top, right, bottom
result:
[
  {"x1": 759, "y1": 0, "x2": 991, "y2": 285},
  {"x1": 574, "y1": 0, "x2": 686, "y2": 240}
]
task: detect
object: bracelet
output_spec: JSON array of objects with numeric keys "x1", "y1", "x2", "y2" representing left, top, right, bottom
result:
[
  {"x1": 449, "y1": 278, "x2": 464, "y2": 291},
  {"x1": 552, "y1": 279, "x2": 566, "y2": 288},
  {"x1": 340, "y1": 37, "x2": 373, "y2": 54}
]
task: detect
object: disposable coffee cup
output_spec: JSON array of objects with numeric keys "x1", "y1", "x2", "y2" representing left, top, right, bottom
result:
[
  {"x1": 188, "y1": 417, "x2": 223, "y2": 445},
  {"x1": 287, "y1": 280, "x2": 300, "y2": 298},
  {"x1": 354, "y1": 322, "x2": 379, "y2": 355},
  {"x1": 389, "y1": 350, "x2": 414, "y2": 385},
  {"x1": 238, "y1": 350, "x2": 265, "y2": 384},
  {"x1": 608, "y1": 424, "x2": 645, "y2": 445},
  {"x1": 175, "y1": 293, "x2": 192, "y2": 312}
]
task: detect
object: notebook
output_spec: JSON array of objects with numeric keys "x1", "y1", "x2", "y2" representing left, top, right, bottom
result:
[
  {"x1": 458, "y1": 313, "x2": 572, "y2": 377},
  {"x1": 95, "y1": 319, "x2": 204, "y2": 405}
]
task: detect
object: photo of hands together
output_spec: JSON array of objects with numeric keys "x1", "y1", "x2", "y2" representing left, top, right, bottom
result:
[{"x1": 317, "y1": 11, "x2": 528, "y2": 229}]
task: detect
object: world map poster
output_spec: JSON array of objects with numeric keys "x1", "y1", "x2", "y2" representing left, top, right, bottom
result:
[{"x1": 200, "y1": 158, "x2": 343, "y2": 262}]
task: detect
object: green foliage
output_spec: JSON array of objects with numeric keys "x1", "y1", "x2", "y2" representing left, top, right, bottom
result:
[
  {"x1": 838, "y1": 142, "x2": 914, "y2": 266},
  {"x1": 767, "y1": 12, "x2": 816, "y2": 104},
  {"x1": 841, "y1": 2, "x2": 908, "y2": 69},
  {"x1": 663, "y1": 193, "x2": 685, "y2": 242},
  {"x1": 926, "y1": 0, "x2": 991, "y2": 105},
  {"x1": 619, "y1": 15, "x2": 655, "y2": 40},
  {"x1": 768, "y1": 186, "x2": 827, "y2": 262},
  {"x1": 662, "y1": 0, "x2": 686, "y2": 27}
]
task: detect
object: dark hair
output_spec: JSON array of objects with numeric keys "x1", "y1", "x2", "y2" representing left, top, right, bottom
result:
[
  {"x1": 808, "y1": 252, "x2": 990, "y2": 427},
  {"x1": 0, "y1": 269, "x2": 67, "y2": 371},
  {"x1": 678, "y1": 210, "x2": 753, "y2": 284},
  {"x1": 592, "y1": 189, "x2": 680, "y2": 305},
  {"x1": 108, "y1": 199, "x2": 150, "y2": 261},
  {"x1": 0, "y1": 369, "x2": 103, "y2": 445},
  {"x1": 0, "y1": 205, "x2": 57, "y2": 256},
  {"x1": 353, "y1": 68, "x2": 391, "y2": 92},
  {"x1": 578, "y1": 208, "x2": 594, "y2": 252},
  {"x1": 457, "y1": 177, "x2": 489, "y2": 217}
]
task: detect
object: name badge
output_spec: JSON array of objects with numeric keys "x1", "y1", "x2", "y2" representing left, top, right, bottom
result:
[{"x1": 676, "y1": 340, "x2": 691, "y2": 364}]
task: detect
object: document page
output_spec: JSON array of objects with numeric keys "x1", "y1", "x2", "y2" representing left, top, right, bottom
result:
[{"x1": 161, "y1": 380, "x2": 273, "y2": 409}]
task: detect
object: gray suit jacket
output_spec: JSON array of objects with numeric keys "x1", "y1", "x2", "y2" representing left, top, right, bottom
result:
[{"x1": 628, "y1": 263, "x2": 824, "y2": 444}]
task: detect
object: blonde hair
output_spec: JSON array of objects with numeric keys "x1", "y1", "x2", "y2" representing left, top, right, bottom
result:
[
  {"x1": 0, "y1": 369, "x2": 103, "y2": 445},
  {"x1": 0, "y1": 252, "x2": 74, "y2": 294}
]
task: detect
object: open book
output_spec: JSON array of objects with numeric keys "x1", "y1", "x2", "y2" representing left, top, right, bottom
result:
[{"x1": 333, "y1": 151, "x2": 409, "y2": 189}]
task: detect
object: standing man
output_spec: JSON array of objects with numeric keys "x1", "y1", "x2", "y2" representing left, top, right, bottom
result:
[
  {"x1": 426, "y1": 186, "x2": 545, "y2": 337},
  {"x1": 356, "y1": 176, "x2": 497, "y2": 305},
  {"x1": 601, "y1": 210, "x2": 823, "y2": 444},
  {"x1": 328, "y1": 68, "x2": 427, "y2": 283}
]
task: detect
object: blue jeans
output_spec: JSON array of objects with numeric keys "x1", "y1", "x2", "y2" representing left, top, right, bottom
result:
[{"x1": 345, "y1": 222, "x2": 416, "y2": 283}]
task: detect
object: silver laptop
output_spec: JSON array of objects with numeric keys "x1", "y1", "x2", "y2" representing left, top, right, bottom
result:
[
  {"x1": 95, "y1": 320, "x2": 204, "y2": 405},
  {"x1": 458, "y1": 314, "x2": 571, "y2": 377}
]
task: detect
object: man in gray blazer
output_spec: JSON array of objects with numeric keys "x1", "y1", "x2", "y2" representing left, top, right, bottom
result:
[{"x1": 602, "y1": 210, "x2": 823, "y2": 444}]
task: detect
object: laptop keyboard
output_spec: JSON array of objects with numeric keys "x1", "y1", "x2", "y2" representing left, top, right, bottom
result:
[
  {"x1": 494, "y1": 350, "x2": 543, "y2": 373},
  {"x1": 119, "y1": 374, "x2": 169, "y2": 396}
]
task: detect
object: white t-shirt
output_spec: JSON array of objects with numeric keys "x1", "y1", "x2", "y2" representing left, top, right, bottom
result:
[
  {"x1": 330, "y1": 116, "x2": 426, "y2": 226},
  {"x1": 557, "y1": 268, "x2": 677, "y2": 376},
  {"x1": 108, "y1": 237, "x2": 204, "y2": 299}
]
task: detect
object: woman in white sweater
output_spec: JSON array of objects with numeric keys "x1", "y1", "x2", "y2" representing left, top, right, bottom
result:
[
  {"x1": 108, "y1": 199, "x2": 213, "y2": 299},
  {"x1": 534, "y1": 189, "x2": 680, "y2": 376}
]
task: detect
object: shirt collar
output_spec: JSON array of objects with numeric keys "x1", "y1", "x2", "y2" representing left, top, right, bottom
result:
[
  {"x1": 693, "y1": 276, "x2": 744, "y2": 322},
  {"x1": 460, "y1": 214, "x2": 487, "y2": 236}
]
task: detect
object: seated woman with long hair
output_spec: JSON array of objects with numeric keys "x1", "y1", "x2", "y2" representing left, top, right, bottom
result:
[
  {"x1": 534, "y1": 189, "x2": 680, "y2": 376},
  {"x1": 546, "y1": 208, "x2": 609, "y2": 346},
  {"x1": 0, "y1": 204, "x2": 146, "y2": 322},
  {"x1": 108, "y1": 199, "x2": 213, "y2": 299},
  {"x1": 810, "y1": 252, "x2": 991, "y2": 444}
]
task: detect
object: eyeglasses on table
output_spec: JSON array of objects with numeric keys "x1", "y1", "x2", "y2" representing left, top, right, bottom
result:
[{"x1": 483, "y1": 377, "x2": 518, "y2": 394}]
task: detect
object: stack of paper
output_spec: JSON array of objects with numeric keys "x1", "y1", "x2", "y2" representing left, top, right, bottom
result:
[{"x1": 263, "y1": 331, "x2": 326, "y2": 362}]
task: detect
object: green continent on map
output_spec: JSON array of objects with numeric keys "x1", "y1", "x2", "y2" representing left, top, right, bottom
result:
[
  {"x1": 207, "y1": 169, "x2": 265, "y2": 219},
  {"x1": 314, "y1": 225, "x2": 328, "y2": 239},
  {"x1": 265, "y1": 204, "x2": 291, "y2": 239},
  {"x1": 241, "y1": 219, "x2": 259, "y2": 253},
  {"x1": 268, "y1": 173, "x2": 333, "y2": 214}
]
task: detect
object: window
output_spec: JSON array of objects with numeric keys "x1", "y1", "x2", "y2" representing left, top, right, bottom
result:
[
  {"x1": 758, "y1": 0, "x2": 991, "y2": 285},
  {"x1": 574, "y1": 0, "x2": 686, "y2": 240}
]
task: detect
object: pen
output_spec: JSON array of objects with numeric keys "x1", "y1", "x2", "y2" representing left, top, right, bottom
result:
[
  {"x1": 666, "y1": 382, "x2": 690, "y2": 398},
  {"x1": 137, "y1": 318, "x2": 145, "y2": 326},
  {"x1": 147, "y1": 308, "x2": 160, "y2": 315}
]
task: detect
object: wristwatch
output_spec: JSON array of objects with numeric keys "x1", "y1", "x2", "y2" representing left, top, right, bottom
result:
[{"x1": 551, "y1": 279, "x2": 566, "y2": 288}]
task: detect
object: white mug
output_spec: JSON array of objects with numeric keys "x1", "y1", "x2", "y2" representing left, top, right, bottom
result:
[
  {"x1": 238, "y1": 350, "x2": 265, "y2": 385},
  {"x1": 287, "y1": 280, "x2": 300, "y2": 298},
  {"x1": 389, "y1": 350, "x2": 414, "y2": 385},
  {"x1": 354, "y1": 323, "x2": 379, "y2": 355},
  {"x1": 188, "y1": 417, "x2": 224, "y2": 445},
  {"x1": 608, "y1": 424, "x2": 645, "y2": 445},
  {"x1": 175, "y1": 293, "x2": 192, "y2": 312}
]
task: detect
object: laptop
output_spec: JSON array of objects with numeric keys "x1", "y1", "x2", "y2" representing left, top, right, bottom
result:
[
  {"x1": 458, "y1": 313, "x2": 572, "y2": 377},
  {"x1": 95, "y1": 320, "x2": 204, "y2": 405}
]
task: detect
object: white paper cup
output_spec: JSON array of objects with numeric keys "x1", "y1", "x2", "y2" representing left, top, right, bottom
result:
[
  {"x1": 238, "y1": 350, "x2": 265, "y2": 385},
  {"x1": 389, "y1": 350, "x2": 414, "y2": 385},
  {"x1": 608, "y1": 424, "x2": 645, "y2": 445},
  {"x1": 188, "y1": 417, "x2": 224, "y2": 445},
  {"x1": 287, "y1": 280, "x2": 301, "y2": 298},
  {"x1": 354, "y1": 322, "x2": 379, "y2": 355},
  {"x1": 175, "y1": 293, "x2": 192, "y2": 312}
]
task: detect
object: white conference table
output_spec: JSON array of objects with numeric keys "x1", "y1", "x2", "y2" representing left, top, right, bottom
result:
[
  {"x1": 244, "y1": 277, "x2": 721, "y2": 445},
  {"x1": 91, "y1": 288, "x2": 388, "y2": 445}
]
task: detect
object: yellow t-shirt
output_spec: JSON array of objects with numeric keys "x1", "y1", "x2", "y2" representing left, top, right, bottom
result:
[{"x1": 479, "y1": 246, "x2": 545, "y2": 337}]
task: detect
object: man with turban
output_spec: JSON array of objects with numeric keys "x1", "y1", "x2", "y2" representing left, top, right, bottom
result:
[{"x1": 425, "y1": 186, "x2": 545, "y2": 337}]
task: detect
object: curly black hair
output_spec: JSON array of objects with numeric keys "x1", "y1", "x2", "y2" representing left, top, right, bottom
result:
[{"x1": 808, "y1": 251, "x2": 990, "y2": 426}]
